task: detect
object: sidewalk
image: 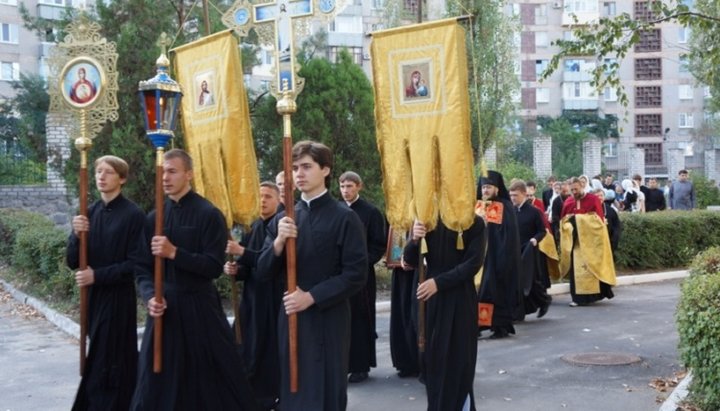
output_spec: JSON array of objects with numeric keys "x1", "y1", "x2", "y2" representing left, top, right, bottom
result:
[{"x1": 0, "y1": 273, "x2": 689, "y2": 411}]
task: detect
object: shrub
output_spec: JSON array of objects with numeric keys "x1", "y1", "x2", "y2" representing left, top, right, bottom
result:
[
  {"x1": 614, "y1": 210, "x2": 720, "y2": 270},
  {"x1": 688, "y1": 246, "x2": 720, "y2": 277},
  {"x1": 676, "y1": 251, "x2": 720, "y2": 410},
  {"x1": 0, "y1": 208, "x2": 74, "y2": 304}
]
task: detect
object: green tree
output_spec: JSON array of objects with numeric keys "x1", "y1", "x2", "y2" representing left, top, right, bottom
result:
[
  {"x1": 252, "y1": 49, "x2": 383, "y2": 209},
  {"x1": 17, "y1": 0, "x2": 252, "y2": 211},
  {"x1": 448, "y1": 0, "x2": 519, "y2": 159},
  {"x1": 540, "y1": 117, "x2": 589, "y2": 179}
]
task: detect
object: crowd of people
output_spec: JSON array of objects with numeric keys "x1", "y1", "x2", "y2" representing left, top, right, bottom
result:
[{"x1": 66, "y1": 145, "x2": 699, "y2": 410}]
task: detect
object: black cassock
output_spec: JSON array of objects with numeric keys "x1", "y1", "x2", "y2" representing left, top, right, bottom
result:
[
  {"x1": 404, "y1": 218, "x2": 485, "y2": 411},
  {"x1": 257, "y1": 192, "x2": 367, "y2": 410},
  {"x1": 344, "y1": 197, "x2": 387, "y2": 374},
  {"x1": 603, "y1": 203, "x2": 622, "y2": 252},
  {"x1": 515, "y1": 201, "x2": 552, "y2": 315},
  {"x1": 477, "y1": 198, "x2": 522, "y2": 334},
  {"x1": 130, "y1": 191, "x2": 258, "y2": 411},
  {"x1": 234, "y1": 215, "x2": 282, "y2": 408},
  {"x1": 389, "y1": 265, "x2": 419, "y2": 376},
  {"x1": 67, "y1": 194, "x2": 144, "y2": 411}
]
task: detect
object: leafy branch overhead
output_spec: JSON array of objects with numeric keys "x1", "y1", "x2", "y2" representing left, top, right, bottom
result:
[{"x1": 541, "y1": 1, "x2": 720, "y2": 113}]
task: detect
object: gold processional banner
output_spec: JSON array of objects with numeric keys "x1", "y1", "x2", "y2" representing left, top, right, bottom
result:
[
  {"x1": 172, "y1": 30, "x2": 259, "y2": 228},
  {"x1": 371, "y1": 18, "x2": 475, "y2": 234}
]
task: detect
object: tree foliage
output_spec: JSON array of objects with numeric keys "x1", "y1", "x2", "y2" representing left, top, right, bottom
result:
[
  {"x1": 541, "y1": 1, "x2": 720, "y2": 113},
  {"x1": 252, "y1": 49, "x2": 383, "y2": 209},
  {"x1": 448, "y1": 0, "x2": 519, "y2": 159}
]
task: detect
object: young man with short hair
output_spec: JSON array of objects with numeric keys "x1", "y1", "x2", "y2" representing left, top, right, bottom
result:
[
  {"x1": 257, "y1": 141, "x2": 367, "y2": 410},
  {"x1": 669, "y1": 169, "x2": 696, "y2": 210},
  {"x1": 67, "y1": 155, "x2": 144, "y2": 410},
  {"x1": 338, "y1": 171, "x2": 386, "y2": 383}
]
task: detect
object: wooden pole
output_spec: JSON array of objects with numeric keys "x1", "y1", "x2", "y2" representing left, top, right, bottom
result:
[
  {"x1": 277, "y1": 83, "x2": 298, "y2": 393},
  {"x1": 75, "y1": 110, "x2": 92, "y2": 376},
  {"x1": 229, "y1": 232, "x2": 242, "y2": 344},
  {"x1": 153, "y1": 147, "x2": 165, "y2": 373},
  {"x1": 202, "y1": 0, "x2": 212, "y2": 37},
  {"x1": 417, "y1": 242, "x2": 426, "y2": 353}
]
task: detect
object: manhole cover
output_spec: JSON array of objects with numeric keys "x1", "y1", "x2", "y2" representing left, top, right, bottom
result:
[{"x1": 562, "y1": 352, "x2": 642, "y2": 366}]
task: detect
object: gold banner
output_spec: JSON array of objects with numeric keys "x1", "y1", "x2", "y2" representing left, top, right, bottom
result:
[
  {"x1": 371, "y1": 18, "x2": 475, "y2": 233},
  {"x1": 172, "y1": 30, "x2": 259, "y2": 228}
]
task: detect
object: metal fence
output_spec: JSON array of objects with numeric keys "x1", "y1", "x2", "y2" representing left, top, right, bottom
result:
[{"x1": 0, "y1": 141, "x2": 46, "y2": 185}]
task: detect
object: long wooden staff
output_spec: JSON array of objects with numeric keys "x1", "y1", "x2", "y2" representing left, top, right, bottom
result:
[
  {"x1": 75, "y1": 111, "x2": 91, "y2": 375},
  {"x1": 277, "y1": 84, "x2": 299, "y2": 393},
  {"x1": 153, "y1": 147, "x2": 164, "y2": 373},
  {"x1": 417, "y1": 239, "x2": 426, "y2": 353},
  {"x1": 228, "y1": 230, "x2": 242, "y2": 344}
]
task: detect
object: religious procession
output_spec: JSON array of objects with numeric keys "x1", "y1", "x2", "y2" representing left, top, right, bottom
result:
[{"x1": 2, "y1": 0, "x2": 711, "y2": 410}]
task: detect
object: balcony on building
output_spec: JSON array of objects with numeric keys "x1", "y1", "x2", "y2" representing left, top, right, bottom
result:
[
  {"x1": 561, "y1": 0, "x2": 600, "y2": 26},
  {"x1": 37, "y1": 2, "x2": 70, "y2": 21}
]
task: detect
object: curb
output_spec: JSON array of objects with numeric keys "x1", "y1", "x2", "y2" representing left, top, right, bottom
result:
[{"x1": 659, "y1": 371, "x2": 692, "y2": 411}]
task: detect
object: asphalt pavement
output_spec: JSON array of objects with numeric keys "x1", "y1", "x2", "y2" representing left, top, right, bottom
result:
[{"x1": 0, "y1": 278, "x2": 684, "y2": 411}]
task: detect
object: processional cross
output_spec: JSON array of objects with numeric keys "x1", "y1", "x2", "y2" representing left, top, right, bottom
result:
[{"x1": 223, "y1": 0, "x2": 345, "y2": 393}]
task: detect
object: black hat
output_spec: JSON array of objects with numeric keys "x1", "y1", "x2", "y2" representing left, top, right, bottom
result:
[{"x1": 478, "y1": 170, "x2": 510, "y2": 201}]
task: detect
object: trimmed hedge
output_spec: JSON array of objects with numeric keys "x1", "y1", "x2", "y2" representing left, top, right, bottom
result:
[
  {"x1": 676, "y1": 248, "x2": 720, "y2": 410},
  {"x1": 614, "y1": 210, "x2": 720, "y2": 270},
  {"x1": 0, "y1": 209, "x2": 76, "y2": 304}
]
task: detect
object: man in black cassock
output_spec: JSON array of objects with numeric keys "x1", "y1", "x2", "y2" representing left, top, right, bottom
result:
[
  {"x1": 404, "y1": 217, "x2": 485, "y2": 411},
  {"x1": 593, "y1": 188, "x2": 622, "y2": 254},
  {"x1": 67, "y1": 155, "x2": 144, "y2": 411},
  {"x1": 256, "y1": 141, "x2": 367, "y2": 410},
  {"x1": 508, "y1": 180, "x2": 552, "y2": 319},
  {"x1": 476, "y1": 170, "x2": 522, "y2": 339},
  {"x1": 224, "y1": 181, "x2": 282, "y2": 410},
  {"x1": 130, "y1": 149, "x2": 258, "y2": 411},
  {"x1": 338, "y1": 171, "x2": 387, "y2": 383},
  {"x1": 389, "y1": 229, "x2": 420, "y2": 378}
]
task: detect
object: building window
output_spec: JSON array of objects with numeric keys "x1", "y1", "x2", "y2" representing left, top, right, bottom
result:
[
  {"x1": 372, "y1": 0, "x2": 385, "y2": 9},
  {"x1": 563, "y1": 82, "x2": 594, "y2": 99},
  {"x1": 604, "y1": 87, "x2": 618, "y2": 102},
  {"x1": 704, "y1": 86, "x2": 712, "y2": 99},
  {"x1": 260, "y1": 80, "x2": 270, "y2": 91},
  {"x1": 264, "y1": 50, "x2": 272, "y2": 65},
  {"x1": 635, "y1": 58, "x2": 662, "y2": 80},
  {"x1": 634, "y1": 1, "x2": 657, "y2": 21},
  {"x1": 635, "y1": 86, "x2": 662, "y2": 108},
  {"x1": 603, "y1": 142, "x2": 618, "y2": 157},
  {"x1": 0, "y1": 0, "x2": 19, "y2": 5},
  {"x1": 678, "y1": 84, "x2": 694, "y2": 100},
  {"x1": 678, "y1": 27, "x2": 690, "y2": 43},
  {"x1": 678, "y1": 113, "x2": 694, "y2": 128},
  {"x1": 603, "y1": 2, "x2": 616, "y2": 16},
  {"x1": 679, "y1": 55, "x2": 689, "y2": 73},
  {"x1": 535, "y1": 31, "x2": 548, "y2": 48},
  {"x1": 603, "y1": 58, "x2": 617, "y2": 74},
  {"x1": 535, "y1": 59, "x2": 548, "y2": 77},
  {"x1": 38, "y1": 57, "x2": 49, "y2": 81},
  {"x1": 635, "y1": 29, "x2": 661, "y2": 52},
  {"x1": 635, "y1": 114, "x2": 662, "y2": 136},
  {"x1": 0, "y1": 23, "x2": 19, "y2": 44},
  {"x1": 535, "y1": 4, "x2": 548, "y2": 25},
  {"x1": 329, "y1": 46, "x2": 363, "y2": 65},
  {"x1": 564, "y1": 59, "x2": 582, "y2": 72},
  {"x1": 0, "y1": 61, "x2": 19, "y2": 81},
  {"x1": 38, "y1": 0, "x2": 64, "y2": 4},
  {"x1": 536, "y1": 87, "x2": 550, "y2": 103},
  {"x1": 563, "y1": 31, "x2": 577, "y2": 41},
  {"x1": 636, "y1": 143, "x2": 663, "y2": 165}
]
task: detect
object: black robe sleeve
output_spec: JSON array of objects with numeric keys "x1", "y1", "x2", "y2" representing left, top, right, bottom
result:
[{"x1": 432, "y1": 221, "x2": 486, "y2": 292}]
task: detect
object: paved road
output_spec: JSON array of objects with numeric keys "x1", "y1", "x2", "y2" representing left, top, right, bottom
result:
[{"x1": 0, "y1": 280, "x2": 682, "y2": 410}]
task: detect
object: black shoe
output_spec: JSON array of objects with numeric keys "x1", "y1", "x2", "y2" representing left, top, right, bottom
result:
[
  {"x1": 348, "y1": 372, "x2": 369, "y2": 383},
  {"x1": 489, "y1": 329, "x2": 509, "y2": 339},
  {"x1": 538, "y1": 303, "x2": 550, "y2": 318},
  {"x1": 397, "y1": 370, "x2": 419, "y2": 378}
]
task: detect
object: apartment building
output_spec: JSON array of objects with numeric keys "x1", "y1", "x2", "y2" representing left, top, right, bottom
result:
[
  {"x1": 509, "y1": 0, "x2": 716, "y2": 180},
  {"x1": 0, "y1": 1, "x2": 85, "y2": 100}
]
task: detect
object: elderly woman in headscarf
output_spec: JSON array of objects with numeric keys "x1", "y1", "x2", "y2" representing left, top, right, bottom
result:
[
  {"x1": 621, "y1": 179, "x2": 645, "y2": 212},
  {"x1": 579, "y1": 175, "x2": 591, "y2": 194}
]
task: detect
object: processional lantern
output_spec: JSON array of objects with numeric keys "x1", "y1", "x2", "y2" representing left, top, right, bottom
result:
[{"x1": 137, "y1": 33, "x2": 182, "y2": 373}]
